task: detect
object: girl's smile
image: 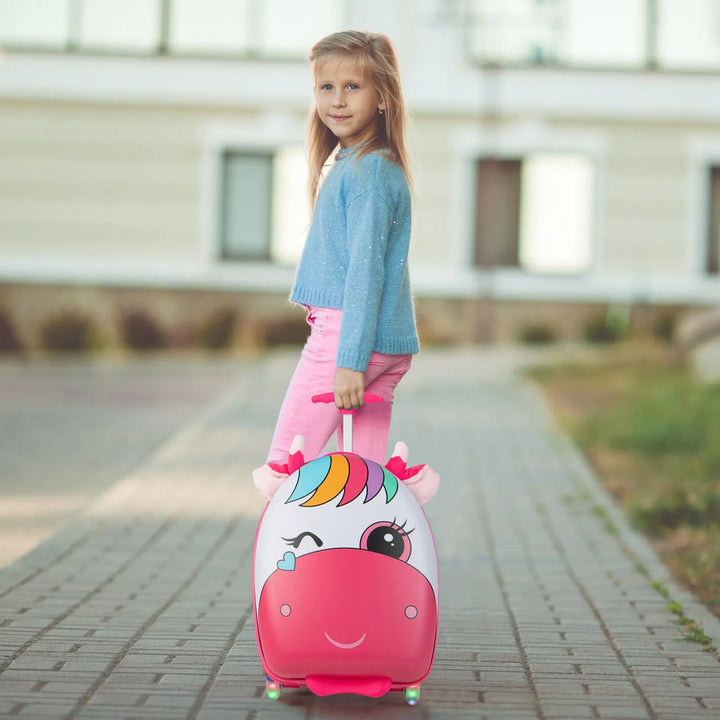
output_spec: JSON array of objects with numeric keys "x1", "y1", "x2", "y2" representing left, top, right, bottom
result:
[{"x1": 314, "y1": 56, "x2": 385, "y2": 149}]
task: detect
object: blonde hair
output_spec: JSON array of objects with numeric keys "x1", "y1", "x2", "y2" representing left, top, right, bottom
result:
[{"x1": 307, "y1": 30, "x2": 411, "y2": 208}]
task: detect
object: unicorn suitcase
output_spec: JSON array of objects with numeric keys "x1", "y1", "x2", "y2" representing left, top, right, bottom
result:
[{"x1": 252, "y1": 393, "x2": 439, "y2": 705}]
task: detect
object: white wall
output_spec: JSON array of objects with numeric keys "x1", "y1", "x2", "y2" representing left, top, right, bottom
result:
[{"x1": 2, "y1": 0, "x2": 720, "y2": 305}]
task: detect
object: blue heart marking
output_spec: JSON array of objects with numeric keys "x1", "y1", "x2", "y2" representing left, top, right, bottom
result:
[{"x1": 277, "y1": 551, "x2": 296, "y2": 571}]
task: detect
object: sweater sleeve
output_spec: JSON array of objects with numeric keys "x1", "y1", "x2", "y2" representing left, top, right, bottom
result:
[{"x1": 335, "y1": 167, "x2": 397, "y2": 371}]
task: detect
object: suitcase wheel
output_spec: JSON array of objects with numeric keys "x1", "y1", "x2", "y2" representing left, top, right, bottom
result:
[
  {"x1": 266, "y1": 676, "x2": 281, "y2": 701},
  {"x1": 405, "y1": 684, "x2": 420, "y2": 705}
]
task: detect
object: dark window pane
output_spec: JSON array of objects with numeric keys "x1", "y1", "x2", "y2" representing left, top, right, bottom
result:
[
  {"x1": 475, "y1": 157, "x2": 522, "y2": 268},
  {"x1": 221, "y1": 152, "x2": 272, "y2": 260},
  {"x1": 707, "y1": 166, "x2": 720, "y2": 275}
]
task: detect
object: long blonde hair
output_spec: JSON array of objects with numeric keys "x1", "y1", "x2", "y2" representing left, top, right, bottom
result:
[{"x1": 307, "y1": 30, "x2": 411, "y2": 208}]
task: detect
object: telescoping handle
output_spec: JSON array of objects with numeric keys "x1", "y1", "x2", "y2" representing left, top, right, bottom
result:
[{"x1": 311, "y1": 392, "x2": 383, "y2": 453}]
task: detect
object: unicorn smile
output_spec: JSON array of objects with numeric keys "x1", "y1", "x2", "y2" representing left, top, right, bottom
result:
[{"x1": 324, "y1": 631, "x2": 366, "y2": 649}]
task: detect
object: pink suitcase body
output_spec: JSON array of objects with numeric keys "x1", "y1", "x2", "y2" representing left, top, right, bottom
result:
[{"x1": 252, "y1": 397, "x2": 439, "y2": 704}]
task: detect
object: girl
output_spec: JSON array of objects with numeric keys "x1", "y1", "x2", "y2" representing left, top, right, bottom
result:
[{"x1": 254, "y1": 30, "x2": 433, "y2": 499}]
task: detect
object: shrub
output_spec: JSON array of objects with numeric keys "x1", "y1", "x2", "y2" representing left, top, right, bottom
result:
[
  {"x1": 118, "y1": 309, "x2": 166, "y2": 351},
  {"x1": 197, "y1": 308, "x2": 237, "y2": 349},
  {"x1": 40, "y1": 310, "x2": 94, "y2": 352},
  {"x1": 583, "y1": 313, "x2": 623, "y2": 344},
  {"x1": 653, "y1": 312, "x2": 677, "y2": 343},
  {"x1": 588, "y1": 378, "x2": 715, "y2": 455},
  {"x1": 264, "y1": 317, "x2": 310, "y2": 347},
  {"x1": 519, "y1": 323, "x2": 557, "y2": 345},
  {"x1": 631, "y1": 490, "x2": 720, "y2": 535},
  {"x1": 0, "y1": 308, "x2": 23, "y2": 353}
]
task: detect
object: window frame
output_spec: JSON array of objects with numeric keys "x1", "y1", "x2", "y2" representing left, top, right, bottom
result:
[
  {"x1": 450, "y1": 126, "x2": 607, "y2": 281},
  {"x1": 687, "y1": 137, "x2": 720, "y2": 279},
  {"x1": 199, "y1": 119, "x2": 306, "y2": 270}
]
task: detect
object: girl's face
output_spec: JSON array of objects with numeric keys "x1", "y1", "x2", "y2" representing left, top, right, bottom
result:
[{"x1": 314, "y1": 55, "x2": 385, "y2": 149}]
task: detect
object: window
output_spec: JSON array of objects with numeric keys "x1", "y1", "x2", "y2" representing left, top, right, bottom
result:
[
  {"x1": 658, "y1": 0, "x2": 720, "y2": 71},
  {"x1": 257, "y1": 0, "x2": 343, "y2": 57},
  {"x1": 466, "y1": 0, "x2": 720, "y2": 71},
  {"x1": 218, "y1": 146, "x2": 307, "y2": 264},
  {"x1": 0, "y1": 0, "x2": 70, "y2": 49},
  {"x1": 561, "y1": 0, "x2": 647, "y2": 68},
  {"x1": 474, "y1": 152, "x2": 594, "y2": 275},
  {"x1": 474, "y1": 158, "x2": 521, "y2": 267},
  {"x1": 0, "y1": 0, "x2": 344, "y2": 58},
  {"x1": 78, "y1": 0, "x2": 162, "y2": 53},
  {"x1": 467, "y1": 0, "x2": 647, "y2": 67},
  {"x1": 220, "y1": 152, "x2": 273, "y2": 261},
  {"x1": 707, "y1": 166, "x2": 720, "y2": 275},
  {"x1": 167, "y1": 0, "x2": 251, "y2": 55}
]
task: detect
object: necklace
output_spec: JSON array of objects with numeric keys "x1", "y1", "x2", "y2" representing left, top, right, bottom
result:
[{"x1": 335, "y1": 136, "x2": 375, "y2": 161}]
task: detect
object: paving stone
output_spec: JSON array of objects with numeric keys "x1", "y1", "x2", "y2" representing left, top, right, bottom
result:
[{"x1": 0, "y1": 349, "x2": 718, "y2": 718}]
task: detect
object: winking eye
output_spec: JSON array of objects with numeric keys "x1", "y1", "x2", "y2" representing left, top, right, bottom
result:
[{"x1": 282, "y1": 532, "x2": 324, "y2": 549}]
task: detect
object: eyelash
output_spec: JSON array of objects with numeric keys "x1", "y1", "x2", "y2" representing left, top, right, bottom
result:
[
  {"x1": 391, "y1": 518, "x2": 414, "y2": 537},
  {"x1": 282, "y1": 532, "x2": 323, "y2": 549}
]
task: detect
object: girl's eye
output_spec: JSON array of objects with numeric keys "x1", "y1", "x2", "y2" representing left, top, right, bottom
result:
[
  {"x1": 360, "y1": 520, "x2": 413, "y2": 562},
  {"x1": 282, "y1": 531, "x2": 323, "y2": 549},
  {"x1": 347, "y1": 83, "x2": 360, "y2": 90},
  {"x1": 319, "y1": 83, "x2": 332, "y2": 91}
]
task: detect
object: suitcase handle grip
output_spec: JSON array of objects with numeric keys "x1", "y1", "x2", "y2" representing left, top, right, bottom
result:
[
  {"x1": 311, "y1": 392, "x2": 383, "y2": 415},
  {"x1": 311, "y1": 393, "x2": 383, "y2": 452}
]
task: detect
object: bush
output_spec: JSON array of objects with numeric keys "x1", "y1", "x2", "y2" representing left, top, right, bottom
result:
[
  {"x1": 118, "y1": 309, "x2": 166, "y2": 351},
  {"x1": 653, "y1": 313, "x2": 677, "y2": 344},
  {"x1": 0, "y1": 308, "x2": 23, "y2": 353},
  {"x1": 264, "y1": 316, "x2": 310, "y2": 347},
  {"x1": 40, "y1": 310, "x2": 94, "y2": 352},
  {"x1": 583, "y1": 313, "x2": 623, "y2": 344},
  {"x1": 587, "y1": 378, "x2": 717, "y2": 456},
  {"x1": 519, "y1": 323, "x2": 557, "y2": 345},
  {"x1": 632, "y1": 490, "x2": 720, "y2": 535},
  {"x1": 197, "y1": 308, "x2": 237, "y2": 349}
]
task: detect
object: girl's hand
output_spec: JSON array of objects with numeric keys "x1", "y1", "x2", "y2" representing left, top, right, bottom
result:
[{"x1": 334, "y1": 368, "x2": 365, "y2": 410}]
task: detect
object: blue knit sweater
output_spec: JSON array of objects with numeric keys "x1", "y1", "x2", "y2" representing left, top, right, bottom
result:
[{"x1": 290, "y1": 149, "x2": 419, "y2": 372}]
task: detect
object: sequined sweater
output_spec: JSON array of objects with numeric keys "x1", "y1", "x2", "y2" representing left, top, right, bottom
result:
[{"x1": 290, "y1": 149, "x2": 419, "y2": 372}]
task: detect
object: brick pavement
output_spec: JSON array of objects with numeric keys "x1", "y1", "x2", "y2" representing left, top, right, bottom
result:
[{"x1": 0, "y1": 347, "x2": 718, "y2": 720}]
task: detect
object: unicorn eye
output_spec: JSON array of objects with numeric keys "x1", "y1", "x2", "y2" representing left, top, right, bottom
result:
[
  {"x1": 282, "y1": 531, "x2": 323, "y2": 549},
  {"x1": 360, "y1": 520, "x2": 413, "y2": 562}
]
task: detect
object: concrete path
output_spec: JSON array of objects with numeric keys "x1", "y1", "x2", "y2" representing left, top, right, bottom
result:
[
  {"x1": 0, "y1": 347, "x2": 718, "y2": 719},
  {"x1": 0, "y1": 356, "x2": 245, "y2": 567}
]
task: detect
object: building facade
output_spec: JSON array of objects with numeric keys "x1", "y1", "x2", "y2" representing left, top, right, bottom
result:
[{"x1": 1, "y1": 0, "x2": 720, "y2": 347}]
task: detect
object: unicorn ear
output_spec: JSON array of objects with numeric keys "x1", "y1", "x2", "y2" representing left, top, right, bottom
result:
[
  {"x1": 403, "y1": 464, "x2": 440, "y2": 505},
  {"x1": 385, "y1": 441, "x2": 439, "y2": 505},
  {"x1": 385, "y1": 441, "x2": 409, "y2": 478},
  {"x1": 288, "y1": 435, "x2": 305, "y2": 474},
  {"x1": 390, "y1": 441, "x2": 409, "y2": 463}
]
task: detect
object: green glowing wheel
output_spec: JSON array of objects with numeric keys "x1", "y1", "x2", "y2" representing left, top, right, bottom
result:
[
  {"x1": 405, "y1": 685, "x2": 420, "y2": 705},
  {"x1": 265, "y1": 677, "x2": 281, "y2": 700}
]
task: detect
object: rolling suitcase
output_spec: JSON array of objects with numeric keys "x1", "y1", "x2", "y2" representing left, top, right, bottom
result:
[{"x1": 252, "y1": 393, "x2": 439, "y2": 705}]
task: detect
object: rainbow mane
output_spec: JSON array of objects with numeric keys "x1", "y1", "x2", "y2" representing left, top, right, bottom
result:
[{"x1": 285, "y1": 453, "x2": 399, "y2": 507}]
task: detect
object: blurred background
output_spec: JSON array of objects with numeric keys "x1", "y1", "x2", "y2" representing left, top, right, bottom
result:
[
  {"x1": 1, "y1": 0, "x2": 720, "y2": 617},
  {"x1": 0, "y1": 0, "x2": 720, "y2": 353}
]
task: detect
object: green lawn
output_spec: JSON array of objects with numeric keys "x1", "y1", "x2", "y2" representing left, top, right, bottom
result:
[{"x1": 529, "y1": 345, "x2": 720, "y2": 622}]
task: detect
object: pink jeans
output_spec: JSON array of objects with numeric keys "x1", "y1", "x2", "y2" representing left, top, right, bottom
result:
[{"x1": 267, "y1": 306, "x2": 412, "y2": 465}]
